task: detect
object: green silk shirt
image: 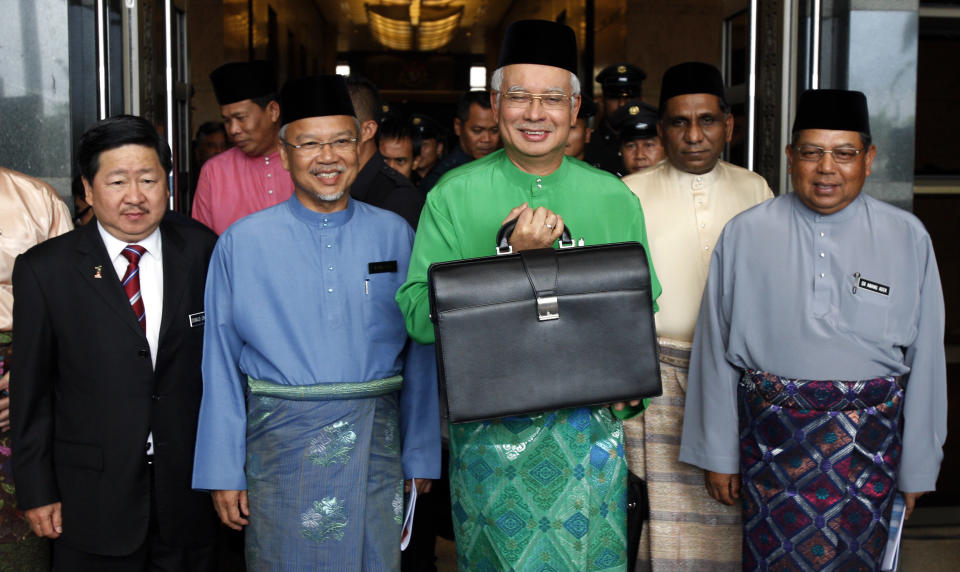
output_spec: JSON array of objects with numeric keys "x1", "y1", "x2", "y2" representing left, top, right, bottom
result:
[{"x1": 396, "y1": 149, "x2": 661, "y2": 344}]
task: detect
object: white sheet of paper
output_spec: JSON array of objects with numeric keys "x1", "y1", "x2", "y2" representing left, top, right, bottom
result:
[
  {"x1": 400, "y1": 484, "x2": 418, "y2": 550},
  {"x1": 881, "y1": 494, "x2": 906, "y2": 571}
]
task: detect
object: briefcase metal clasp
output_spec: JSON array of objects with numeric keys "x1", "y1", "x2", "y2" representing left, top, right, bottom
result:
[{"x1": 537, "y1": 295, "x2": 559, "y2": 321}]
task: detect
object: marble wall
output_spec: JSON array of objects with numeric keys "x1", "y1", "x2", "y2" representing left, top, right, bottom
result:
[{"x1": 0, "y1": 0, "x2": 73, "y2": 200}]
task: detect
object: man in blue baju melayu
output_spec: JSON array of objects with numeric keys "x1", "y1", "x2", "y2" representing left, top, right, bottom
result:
[
  {"x1": 680, "y1": 89, "x2": 946, "y2": 570},
  {"x1": 191, "y1": 74, "x2": 441, "y2": 570}
]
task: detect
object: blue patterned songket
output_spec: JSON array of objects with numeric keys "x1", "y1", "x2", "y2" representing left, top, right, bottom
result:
[
  {"x1": 739, "y1": 370, "x2": 902, "y2": 570},
  {"x1": 245, "y1": 385, "x2": 403, "y2": 568},
  {"x1": 192, "y1": 196, "x2": 441, "y2": 568}
]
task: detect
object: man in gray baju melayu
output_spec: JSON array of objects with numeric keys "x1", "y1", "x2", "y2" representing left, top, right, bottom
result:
[{"x1": 679, "y1": 89, "x2": 946, "y2": 570}]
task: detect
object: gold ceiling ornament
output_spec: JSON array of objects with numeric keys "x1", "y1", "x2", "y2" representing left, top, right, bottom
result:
[{"x1": 365, "y1": 1, "x2": 463, "y2": 51}]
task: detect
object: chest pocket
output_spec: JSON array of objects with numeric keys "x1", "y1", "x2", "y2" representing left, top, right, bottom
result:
[
  {"x1": 360, "y1": 272, "x2": 406, "y2": 343},
  {"x1": 837, "y1": 277, "x2": 894, "y2": 345}
]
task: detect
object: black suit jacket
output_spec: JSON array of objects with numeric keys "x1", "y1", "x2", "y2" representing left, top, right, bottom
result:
[
  {"x1": 351, "y1": 151, "x2": 425, "y2": 229},
  {"x1": 10, "y1": 214, "x2": 219, "y2": 556}
]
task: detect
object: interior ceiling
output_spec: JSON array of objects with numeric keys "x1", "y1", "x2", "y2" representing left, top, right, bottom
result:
[{"x1": 312, "y1": 0, "x2": 514, "y2": 54}]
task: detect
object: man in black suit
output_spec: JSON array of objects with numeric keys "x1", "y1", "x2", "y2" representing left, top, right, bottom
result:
[
  {"x1": 11, "y1": 115, "x2": 219, "y2": 570},
  {"x1": 345, "y1": 76, "x2": 425, "y2": 229}
]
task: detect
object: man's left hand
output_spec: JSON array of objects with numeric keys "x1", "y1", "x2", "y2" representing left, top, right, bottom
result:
[
  {"x1": 0, "y1": 372, "x2": 10, "y2": 432},
  {"x1": 404, "y1": 478, "x2": 433, "y2": 494},
  {"x1": 904, "y1": 491, "x2": 928, "y2": 521}
]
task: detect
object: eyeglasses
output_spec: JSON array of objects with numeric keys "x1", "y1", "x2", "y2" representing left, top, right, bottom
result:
[
  {"x1": 282, "y1": 137, "x2": 358, "y2": 155},
  {"x1": 794, "y1": 144, "x2": 863, "y2": 163},
  {"x1": 501, "y1": 91, "x2": 571, "y2": 110}
]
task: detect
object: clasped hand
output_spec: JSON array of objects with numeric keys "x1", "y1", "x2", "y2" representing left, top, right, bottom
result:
[{"x1": 500, "y1": 203, "x2": 564, "y2": 252}]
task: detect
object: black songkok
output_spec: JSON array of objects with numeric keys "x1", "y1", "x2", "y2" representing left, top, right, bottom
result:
[
  {"x1": 210, "y1": 61, "x2": 276, "y2": 106},
  {"x1": 659, "y1": 62, "x2": 726, "y2": 111},
  {"x1": 279, "y1": 75, "x2": 356, "y2": 127},
  {"x1": 498, "y1": 20, "x2": 578, "y2": 75},
  {"x1": 612, "y1": 101, "x2": 659, "y2": 142},
  {"x1": 792, "y1": 89, "x2": 870, "y2": 134}
]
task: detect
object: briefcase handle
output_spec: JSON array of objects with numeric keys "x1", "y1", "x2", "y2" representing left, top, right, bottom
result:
[{"x1": 495, "y1": 218, "x2": 575, "y2": 255}]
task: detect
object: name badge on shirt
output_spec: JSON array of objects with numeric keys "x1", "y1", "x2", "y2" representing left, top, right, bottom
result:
[
  {"x1": 858, "y1": 278, "x2": 890, "y2": 296},
  {"x1": 368, "y1": 260, "x2": 398, "y2": 274},
  {"x1": 188, "y1": 311, "x2": 206, "y2": 328}
]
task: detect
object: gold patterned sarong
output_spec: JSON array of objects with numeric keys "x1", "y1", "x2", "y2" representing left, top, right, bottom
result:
[{"x1": 623, "y1": 338, "x2": 741, "y2": 571}]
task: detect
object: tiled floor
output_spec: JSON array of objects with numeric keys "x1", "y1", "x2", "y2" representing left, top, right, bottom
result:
[
  {"x1": 430, "y1": 507, "x2": 960, "y2": 571},
  {"x1": 900, "y1": 506, "x2": 960, "y2": 571},
  {"x1": 901, "y1": 525, "x2": 960, "y2": 571}
]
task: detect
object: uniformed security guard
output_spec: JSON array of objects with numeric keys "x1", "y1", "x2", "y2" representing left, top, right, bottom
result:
[
  {"x1": 611, "y1": 100, "x2": 664, "y2": 176},
  {"x1": 585, "y1": 62, "x2": 647, "y2": 174},
  {"x1": 565, "y1": 92, "x2": 597, "y2": 161},
  {"x1": 345, "y1": 77, "x2": 425, "y2": 229}
]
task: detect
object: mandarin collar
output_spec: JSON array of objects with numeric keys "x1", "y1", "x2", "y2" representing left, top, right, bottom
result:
[
  {"x1": 245, "y1": 148, "x2": 282, "y2": 165},
  {"x1": 287, "y1": 193, "x2": 355, "y2": 228},
  {"x1": 665, "y1": 159, "x2": 718, "y2": 192},
  {"x1": 790, "y1": 191, "x2": 865, "y2": 223},
  {"x1": 498, "y1": 150, "x2": 571, "y2": 197}
]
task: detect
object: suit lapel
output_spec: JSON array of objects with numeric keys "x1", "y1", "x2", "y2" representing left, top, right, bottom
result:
[
  {"x1": 158, "y1": 223, "x2": 190, "y2": 345},
  {"x1": 74, "y1": 223, "x2": 146, "y2": 339}
]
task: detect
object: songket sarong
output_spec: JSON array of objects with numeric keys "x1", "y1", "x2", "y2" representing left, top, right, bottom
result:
[
  {"x1": 623, "y1": 338, "x2": 741, "y2": 571},
  {"x1": 739, "y1": 370, "x2": 903, "y2": 571},
  {"x1": 449, "y1": 406, "x2": 629, "y2": 572},
  {"x1": 0, "y1": 331, "x2": 51, "y2": 571},
  {"x1": 244, "y1": 377, "x2": 404, "y2": 571}
]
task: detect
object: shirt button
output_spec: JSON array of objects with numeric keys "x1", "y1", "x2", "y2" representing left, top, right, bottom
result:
[
  {"x1": 819, "y1": 273, "x2": 825, "y2": 278},
  {"x1": 820, "y1": 232, "x2": 825, "y2": 238},
  {"x1": 327, "y1": 288, "x2": 334, "y2": 293},
  {"x1": 819, "y1": 252, "x2": 825, "y2": 258},
  {"x1": 267, "y1": 173, "x2": 272, "y2": 178},
  {"x1": 700, "y1": 223, "x2": 706, "y2": 229},
  {"x1": 268, "y1": 189, "x2": 274, "y2": 194},
  {"x1": 323, "y1": 223, "x2": 328, "y2": 227},
  {"x1": 704, "y1": 246, "x2": 710, "y2": 251},
  {"x1": 326, "y1": 244, "x2": 333, "y2": 248},
  {"x1": 328, "y1": 266, "x2": 334, "y2": 271}
]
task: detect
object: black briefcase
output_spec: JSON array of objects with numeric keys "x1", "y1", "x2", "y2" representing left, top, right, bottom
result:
[{"x1": 427, "y1": 221, "x2": 661, "y2": 423}]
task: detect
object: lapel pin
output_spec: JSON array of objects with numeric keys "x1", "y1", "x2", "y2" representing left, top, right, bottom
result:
[{"x1": 93, "y1": 265, "x2": 103, "y2": 279}]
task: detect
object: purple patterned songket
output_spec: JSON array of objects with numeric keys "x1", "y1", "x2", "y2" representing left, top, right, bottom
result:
[{"x1": 738, "y1": 369, "x2": 903, "y2": 571}]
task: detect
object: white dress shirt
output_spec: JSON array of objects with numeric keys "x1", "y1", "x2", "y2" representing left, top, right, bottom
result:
[{"x1": 97, "y1": 222, "x2": 163, "y2": 454}]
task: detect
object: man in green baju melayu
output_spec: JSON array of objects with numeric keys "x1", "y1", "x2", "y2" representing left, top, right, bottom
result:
[{"x1": 395, "y1": 19, "x2": 661, "y2": 571}]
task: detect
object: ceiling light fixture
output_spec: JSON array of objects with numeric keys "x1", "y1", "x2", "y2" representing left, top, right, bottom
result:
[{"x1": 365, "y1": 1, "x2": 463, "y2": 51}]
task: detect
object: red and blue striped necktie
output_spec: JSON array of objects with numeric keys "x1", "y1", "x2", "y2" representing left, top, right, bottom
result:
[{"x1": 120, "y1": 244, "x2": 147, "y2": 332}]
